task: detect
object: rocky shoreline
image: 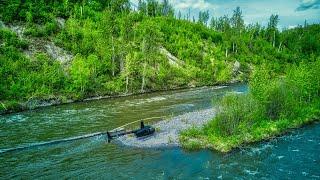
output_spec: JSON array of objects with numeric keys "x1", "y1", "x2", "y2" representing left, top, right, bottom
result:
[{"x1": 116, "y1": 108, "x2": 216, "y2": 148}]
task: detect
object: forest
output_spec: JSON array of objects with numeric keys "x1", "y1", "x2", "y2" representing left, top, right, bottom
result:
[{"x1": 0, "y1": 0, "x2": 319, "y2": 113}]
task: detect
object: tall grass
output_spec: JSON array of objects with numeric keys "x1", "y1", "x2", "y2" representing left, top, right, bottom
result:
[
  {"x1": 204, "y1": 94, "x2": 262, "y2": 137},
  {"x1": 180, "y1": 59, "x2": 320, "y2": 152}
]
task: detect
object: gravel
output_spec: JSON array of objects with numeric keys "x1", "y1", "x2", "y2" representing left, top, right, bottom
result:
[{"x1": 116, "y1": 108, "x2": 215, "y2": 148}]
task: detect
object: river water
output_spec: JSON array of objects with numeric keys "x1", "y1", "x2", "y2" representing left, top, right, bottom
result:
[{"x1": 0, "y1": 84, "x2": 319, "y2": 179}]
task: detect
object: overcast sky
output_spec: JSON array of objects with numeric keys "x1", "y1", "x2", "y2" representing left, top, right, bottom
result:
[{"x1": 131, "y1": 0, "x2": 320, "y2": 29}]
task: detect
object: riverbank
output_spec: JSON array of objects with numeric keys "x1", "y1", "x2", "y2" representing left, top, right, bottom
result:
[
  {"x1": 180, "y1": 104, "x2": 320, "y2": 153},
  {"x1": 0, "y1": 83, "x2": 235, "y2": 115},
  {"x1": 116, "y1": 108, "x2": 216, "y2": 148},
  {"x1": 117, "y1": 103, "x2": 319, "y2": 151},
  {"x1": 180, "y1": 60, "x2": 320, "y2": 153}
]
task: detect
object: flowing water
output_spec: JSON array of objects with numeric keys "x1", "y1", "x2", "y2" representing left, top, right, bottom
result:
[{"x1": 0, "y1": 84, "x2": 319, "y2": 179}]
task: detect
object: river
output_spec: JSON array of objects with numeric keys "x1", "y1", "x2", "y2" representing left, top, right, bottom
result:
[{"x1": 0, "y1": 84, "x2": 319, "y2": 179}]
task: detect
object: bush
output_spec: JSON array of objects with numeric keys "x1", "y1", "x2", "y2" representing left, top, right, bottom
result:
[
  {"x1": 44, "y1": 21, "x2": 59, "y2": 35},
  {"x1": 204, "y1": 93, "x2": 262, "y2": 136},
  {"x1": 181, "y1": 59, "x2": 320, "y2": 152},
  {"x1": 24, "y1": 26, "x2": 45, "y2": 37},
  {"x1": 264, "y1": 80, "x2": 292, "y2": 120},
  {"x1": 0, "y1": 29, "x2": 29, "y2": 49},
  {"x1": 286, "y1": 61, "x2": 320, "y2": 103},
  {"x1": 103, "y1": 78, "x2": 124, "y2": 94},
  {"x1": 250, "y1": 65, "x2": 300, "y2": 120},
  {"x1": 24, "y1": 20, "x2": 58, "y2": 38}
]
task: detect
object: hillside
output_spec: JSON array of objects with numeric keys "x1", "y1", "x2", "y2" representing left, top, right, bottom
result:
[{"x1": 0, "y1": 0, "x2": 319, "y2": 113}]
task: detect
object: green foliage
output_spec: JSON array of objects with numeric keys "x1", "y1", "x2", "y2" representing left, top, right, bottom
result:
[
  {"x1": 181, "y1": 59, "x2": 320, "y2": 152},
  {"x1": 69, "y1": 55, "x2": 91, "y2": 95},
  {"x1": 24, "y1": 23, "x2": 60, "y2": 37},
  {"x1": 204, "y1": 93, "x2": 262, "y2": 136},
  {"x1": 0, "y1": 1, "x2": 320, "y2": 115},
  {"x1": 213, "y1": 61, "x2": 233, "y2": 83},
  {"x1": 0, "y1": 28, "x2": 65, "y2": 100},
  {"x1": 0, "y1": 29, "x2": 29, "y2": 49},
  {"x1": 198, "y1": 10, "x2": 210, "y2": 25},
  {"x1": 138, "y1": 0, "x2": 174, "y2": 17},
  {"x1": 180, "y1": 126, "x2": 205, "y2": 150}
]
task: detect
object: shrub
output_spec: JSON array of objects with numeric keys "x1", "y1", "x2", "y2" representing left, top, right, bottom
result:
[
  {"x1": 181, "y1": 59, "x2": 320, "y2": 151},
  {"x1": 264, "y1": 80, "x2": 290, "y2": 120},
  {"x1": 204, "y1": 93, "x2": 262, "y2": 136},
  {"x1": 44, "y1": 21, "x2": 59, "y2": 35},
  {"x1": 103, "y1": 78, "x2": 124, "y2": 94},
  {"x1": 24, "y1": 20, "x2": 58, "y2": 37},
  {"x1": 0, "y1": 29, "x2": 29, "y2": 49},
  {"x1": 24, "y1": 26, "x2": 45, "y2": 37}
]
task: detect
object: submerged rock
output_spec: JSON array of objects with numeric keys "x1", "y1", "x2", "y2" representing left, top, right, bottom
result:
[{"x1": 117, "y1": 108, "x2": 215, "y2": 148}]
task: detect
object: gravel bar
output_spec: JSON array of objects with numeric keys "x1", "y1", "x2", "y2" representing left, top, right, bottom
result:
[{"x1": 116, "y1": 108, "x2": 215, "y2": 148}]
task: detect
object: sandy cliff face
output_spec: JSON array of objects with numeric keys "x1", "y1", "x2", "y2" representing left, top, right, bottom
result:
[{"x1": 2, "y1": 21, "x2": 73, "y2": 64}]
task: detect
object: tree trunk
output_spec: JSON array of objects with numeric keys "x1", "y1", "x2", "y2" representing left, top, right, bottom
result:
[
  {"x1": 81, "y1": 81, "x2": 84, "y2": 93},
  {"x1": 232, "y1": 42, "x2": 235, "y2": 53},
  {"x1": 273, "y1": 31, "x2": 276, "y2": 47},
  {"x1": 111, "y1": 36, "x2": 115, "y2": 76},
  {"x1": 278, "y1": 42, "x2": 282, "y2": 52},
  {"x1": 130, "y1": 78, "x2": 133, "y2": 93},
  {"x1": 125, "y1": 75, "x2": 129, "y2": 93},
  {"x1": 235, "y1": 44, "x2": 238, "y2": 53},
  {"x1": 120, "y1": 53, "x2": 124, "y2": 73},
  {"x1": 225, "y1": 48, "x2": 228, "y2": 58},
  {"x1": 141, "y1": 62, "x2": 147, "y2": 92}
]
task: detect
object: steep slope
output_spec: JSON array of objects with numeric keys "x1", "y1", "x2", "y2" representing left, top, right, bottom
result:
[
  {"x1": 2, "y1": 22, "x2": 73, "y2": 64},
  {"x1": 0, "y1": 0, "x2": 319, "y2": 114}
]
